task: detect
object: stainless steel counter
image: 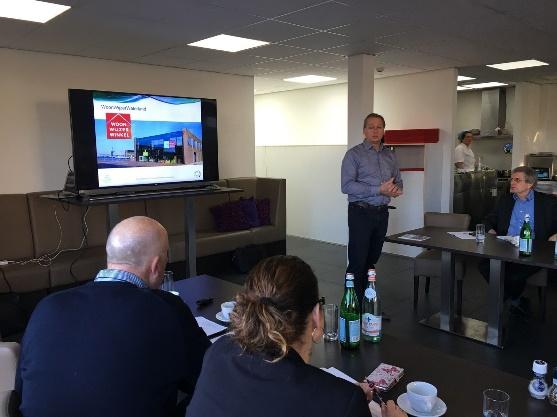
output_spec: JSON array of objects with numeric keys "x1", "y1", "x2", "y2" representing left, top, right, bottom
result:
[
  {"x1": 453, "y1": 170, "x2": 498, "y2": 228},
  {"x1": 535, "y1": 181, "x2": 557, "y2": 196}
]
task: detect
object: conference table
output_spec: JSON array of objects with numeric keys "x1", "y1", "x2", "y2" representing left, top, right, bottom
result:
[
  {"x1": 174, "y1": 275, "x2": 556, "y2": 417},
  {"x1": 385, "y1": 227, "x2": 557, "y2": 348}
]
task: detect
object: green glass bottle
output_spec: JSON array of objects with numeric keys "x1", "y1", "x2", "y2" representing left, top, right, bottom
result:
[
  {"x1": 361, "y1": 269, "x2": 382, "y2": 343},
  {"x1": 339, "y1": 273, "x2": 360, "y2": 350},
  {"x1": 519, "y1": 214, "x2": 533, "y2": 257}
]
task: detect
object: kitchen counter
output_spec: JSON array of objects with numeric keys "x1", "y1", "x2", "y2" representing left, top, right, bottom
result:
[{"x1": 536, "y1": 181, "x2": 557, "y2": 196}]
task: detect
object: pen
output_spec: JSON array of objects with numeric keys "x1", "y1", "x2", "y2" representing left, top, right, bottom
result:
[{"x1": 196, "y1": 298, "x2": 214, "y2": 308}]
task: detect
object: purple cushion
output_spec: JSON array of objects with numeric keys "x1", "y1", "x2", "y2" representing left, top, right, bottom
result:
[
  {"x1": 239, "y1": 197, "x2": 260, "y2": 227},
  {"x1": 210, "y1": 201, "x2": 250, "y2": 232},
  {"x1": 256, "y1": 198, "x2": 271, "y2": 226}
]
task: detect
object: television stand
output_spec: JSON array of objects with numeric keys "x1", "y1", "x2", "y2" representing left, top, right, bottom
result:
[{"x1": 43, "y1": 186, "x2": 241, "y2": 277}]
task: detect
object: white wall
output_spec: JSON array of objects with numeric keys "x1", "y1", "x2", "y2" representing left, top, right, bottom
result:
[
  {"x1": 0, "y1": 48, "x2": 255, "y2": 193},
  {"x1": 375, "y1": 69, "x2": 457, "y2": 214},
  {"x1": 255, "y1": 68, "x2": 457, "y2": 258},
  {"x1": 512, "y1": 83, "x2": 557, "y2": 167}
]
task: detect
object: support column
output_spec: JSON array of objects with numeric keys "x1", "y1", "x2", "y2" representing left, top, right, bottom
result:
[{"x1": 347, "y1": 54, "x2": 376, "y2": 148}]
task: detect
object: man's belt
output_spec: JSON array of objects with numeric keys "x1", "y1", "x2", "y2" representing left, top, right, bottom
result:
[{"x1": 349, "y1": 201, "x2": 388, "y2": 211}]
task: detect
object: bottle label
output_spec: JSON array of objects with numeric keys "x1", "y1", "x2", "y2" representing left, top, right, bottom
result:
[
  {"x1": 346, "y1": 280, "x2": 354, "y2": 288},
  {"x1": 364, "y1": 288, "x2": 376, "y2": 299},
  {"x1": 519, "y1": 238, "x2": 532, "y2": 252},
  {"x1": 339, "y1": 317, "x2": 346, "y2": 342},
  {"x1": 362, "y1": 313, "x2": 381, "y2": 336},
  {"x1": 348, "y1": 319, "x2": 360, "y2": 343}
]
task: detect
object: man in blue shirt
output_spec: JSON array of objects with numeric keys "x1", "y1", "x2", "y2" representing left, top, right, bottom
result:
[
  {"x1": 341, "y1": 113, "x2": 403, "y2": 301},
  {"x1": 479, "y1": 166, "x2": 557, "y2": 315},
  {"x1": 16, "y1": 216, "x2": 210, "y2": 417}
]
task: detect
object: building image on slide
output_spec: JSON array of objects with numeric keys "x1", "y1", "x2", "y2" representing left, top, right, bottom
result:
[{"x1": 135, "y1": 128, "x2": 203, "y2": 165}]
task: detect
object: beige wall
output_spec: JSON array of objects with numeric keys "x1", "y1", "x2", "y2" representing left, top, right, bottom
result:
[{"x1": 0, "y1": 48, "x2": 255, "y2": 193}]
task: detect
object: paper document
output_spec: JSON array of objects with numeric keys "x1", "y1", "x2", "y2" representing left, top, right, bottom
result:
[
  {"x1": 447, "y1": 231, "x2": 476, "y2": 240},
  {"x1": 320, "y1": 367, "x2": 357, "y2": 384},
  {"x1": 195, "y1": 316, "x2": 227, "y2": 337},
  {"x1": 398, "y1": 234, "x2": 430, "y2": 241}
]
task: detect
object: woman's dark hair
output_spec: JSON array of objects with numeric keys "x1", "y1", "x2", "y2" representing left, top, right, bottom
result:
[
  {"x1": 458, "y1": 130, "x2": 472, "y2": 142},
  {"x1": 363, "y1": 112, "x2": 386, "y2": 129},
  {"x1": 230, "y1": 255, "x2": 319, "y2": 361}
]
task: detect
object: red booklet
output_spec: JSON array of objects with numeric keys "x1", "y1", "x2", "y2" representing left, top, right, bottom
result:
[{"x1": 366, "y1": 363, "x2": 405, "y2": 391}]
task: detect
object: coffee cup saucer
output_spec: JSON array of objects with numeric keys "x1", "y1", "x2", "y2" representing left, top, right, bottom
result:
[
  {"x1": 397, "y1": 393, "x2": 447, "y2": 417},
  {"x1": 215, "y1": 311, "x2": 231, "y2": 323}
]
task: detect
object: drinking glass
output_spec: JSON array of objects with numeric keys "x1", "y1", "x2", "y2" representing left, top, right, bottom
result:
[
  {"x1": 323, "y1": 304, "x2": 339, "y2": 341},
  {"x1": 476, "y1": 224, "x2": 486, "y2": 243},
  {"x1": 161, "y1": 270, "x2": 174, "y2": 292},
  {"x1": 483, "y1": 389, "x2": 510, "y2": 417}
]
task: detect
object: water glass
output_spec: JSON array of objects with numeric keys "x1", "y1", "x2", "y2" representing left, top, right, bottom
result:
[
  {"x1": 323, "y1": 304, "x2": 339, "y2": 341},
  {"x1": 161, "y1": 270, "x2": 174, "y2": 292},
  {"x1": 476, "y1": 224, "x2": 486, "y2": 243},
  {"x1": 483, "y1": 389, "x2": 510, "y2": 417}
]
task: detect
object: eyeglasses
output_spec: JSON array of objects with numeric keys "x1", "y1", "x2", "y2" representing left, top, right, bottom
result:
[{"x1": 510, "y1": 177, "x2": 525, "y2": 183}]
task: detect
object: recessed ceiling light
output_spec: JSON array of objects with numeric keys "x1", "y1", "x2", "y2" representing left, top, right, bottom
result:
[
  {"x1": 457, "y1": 86, "x2": 473, "y2": 91},
  {"x1": 188, "y1": 34, "x2": 269, "y2": 52},
  {"x1": 486, "y1": 59, "x2": 549, "y2": 70},
  {"x1": 283, "y1": 75, "x2": 337, "y2": 84},
  {"x1": 457, "y1": 75, "x2": 476, "y2": 82},
  {"x1": 0, "y1": 0, "x2": 70, "y2": 23},
  {"x1": 459, "y1": 82, "x2": 508, "y2": 90}
]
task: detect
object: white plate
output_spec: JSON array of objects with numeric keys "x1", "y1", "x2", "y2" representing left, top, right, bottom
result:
[
  {"x1": 215, "y1": 311, "x2": 231, "y2": 323},
  {"x1": 397, "y1": 393, "x2": 447, "y2": 417}
]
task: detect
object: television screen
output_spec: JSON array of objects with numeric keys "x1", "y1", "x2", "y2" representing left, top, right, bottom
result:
[{"x1": 68, "y1": 89, "x2": 219, "y2": 194}]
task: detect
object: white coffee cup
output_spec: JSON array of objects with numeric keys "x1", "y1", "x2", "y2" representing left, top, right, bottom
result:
[
  {"x1": 406, "y1": 381, "x2": 438, "y2": 413},
  {"x1": 221, "y1": 301, "x2": 236, "y2": 320}
]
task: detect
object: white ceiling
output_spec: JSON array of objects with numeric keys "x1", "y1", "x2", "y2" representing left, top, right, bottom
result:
[{"x1": 2, "y1": 0, "x2": 557, "y2": 94}]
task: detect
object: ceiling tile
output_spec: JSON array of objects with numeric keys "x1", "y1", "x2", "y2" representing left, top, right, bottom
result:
[
  {"x1": 276, "y1": 1, "x2": 358, "y2": 30},
  {"x1": 229, "y1": 19, "x2": 318, "y2": 43},
  {"x1": 289, "y1": 51, "x2": 344, "y2": 65},
  {"x1": 281, "y1": 31, "x2": 348, "y2": 50},
  {"x1": 243, "y1": 43, "x2": 309, "y2": 60}
]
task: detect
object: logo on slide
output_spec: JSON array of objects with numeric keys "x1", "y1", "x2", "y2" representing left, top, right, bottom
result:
[{"x1": 106, "y1": 113, "x2": 132, "y2": 139}]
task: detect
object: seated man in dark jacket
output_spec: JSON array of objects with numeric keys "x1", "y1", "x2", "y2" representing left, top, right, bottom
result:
[
  {"x1": 16, "y1": 216, "x2": 210, "y2": 417},
  {"x1": 479, "y1": 166, "x2": 557, "y2": 314}
]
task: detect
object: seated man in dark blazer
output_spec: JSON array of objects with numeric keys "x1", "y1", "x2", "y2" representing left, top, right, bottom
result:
[
  {"x1": 479, "y1": 166, "x2": 557, "y2": 314},
  {"x1": 16, "y1": 216, "x2": 210, "y2": 417}
]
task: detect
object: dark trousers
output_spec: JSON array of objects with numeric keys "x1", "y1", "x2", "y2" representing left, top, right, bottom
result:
[
  {"x1": 478, "y1": 258, "x2": 540, "y2": 300},
  {"x1": 346, "y1": 203, "x2": 389, "y2": 301}
]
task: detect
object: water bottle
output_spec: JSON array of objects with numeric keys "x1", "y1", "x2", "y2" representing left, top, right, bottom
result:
[
  {"x1": 519, "y1": 214, "x2": 532, "y2": 256},
  {"x1": 361, "y1": 269, "x2": 382, "y2": 343},
  {"x1": 339, "y1": 273, "x2": 360, "y2": 350}
]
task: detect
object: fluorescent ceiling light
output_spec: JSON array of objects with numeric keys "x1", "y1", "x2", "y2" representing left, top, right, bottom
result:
[
  {"x1": 487, "y1": 59, "x2": 549, "y2": 70},
  {"x1": 457, "y1": 75, "x2": 476, "y2": 82},
  {"x1": 459, "y1": 82, "x2": 508, "y2": 90},
  {"x1": 457, "y1": 86, "x2": 472, "y2": 91},
  {"x1": 283, "y1": 75, "x2": 337, "y2": 84},
  {"x1": 0, "y1": 0, "x2": 70, "y2": 23},
  {"x1": 188, "y1": 34, "x2": 269, "y2": 52}
]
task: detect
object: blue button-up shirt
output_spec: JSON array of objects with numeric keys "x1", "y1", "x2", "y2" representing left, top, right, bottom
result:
[
  {"x1": 507, "y1": 190, "x2": 535, "y2": 237},
  {"x1": 94, "y1": 268, "x2": 148, "y2": 288},
  {"x1": 341, "y1": 140, "x2": 403, "y2": 206}
]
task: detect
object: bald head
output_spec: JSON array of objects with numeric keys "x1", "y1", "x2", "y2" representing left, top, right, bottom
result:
[{"x1": 106, "y1": 216, "x2": 169, "y2": 287}]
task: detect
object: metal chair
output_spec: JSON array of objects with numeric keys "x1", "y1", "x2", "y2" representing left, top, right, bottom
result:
[{"x1": 413, "y1": 212, "x2": 471, "y2": 313}]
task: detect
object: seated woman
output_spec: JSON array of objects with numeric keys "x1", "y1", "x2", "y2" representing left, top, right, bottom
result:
[{"x1": 186, "y1": 255, "x2": 406, "y2": 417}]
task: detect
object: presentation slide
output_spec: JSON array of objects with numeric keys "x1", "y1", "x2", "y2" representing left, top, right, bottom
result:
[{"x1": 92, "y1": 92, "x2": 203, "y2": 187}]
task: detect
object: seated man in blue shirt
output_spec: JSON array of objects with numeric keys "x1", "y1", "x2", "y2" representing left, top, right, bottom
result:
[
  {"x1": 479, "y1": 166, "x2": 557, "y2": 315},
  {"x1": 16, "y1": 216, "x2": 210, "y2": 417}
]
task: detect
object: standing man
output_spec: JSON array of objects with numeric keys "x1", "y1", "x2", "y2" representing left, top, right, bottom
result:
[
  {"x1": 16, "y1": 216, "x2": 211, "y2": 417},
  {"x1": 479, "y1": 166, "x2": 557, "y2": 315},
  {"x1": 341, "y1": 113, "x2": 403, "y2": 301},
  {"x1": 454, "y1": 130, "x2": 476, "y2": 172}
]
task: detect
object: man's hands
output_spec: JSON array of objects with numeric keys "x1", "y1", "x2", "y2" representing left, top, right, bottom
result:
[{"x1": 380, "y1": 178, "x2": 403, "y2": 198}]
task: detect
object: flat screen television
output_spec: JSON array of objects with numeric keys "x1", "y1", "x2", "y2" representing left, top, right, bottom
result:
[{"x1": 67, "y1": 89, "x2": 219, "y2": 195}]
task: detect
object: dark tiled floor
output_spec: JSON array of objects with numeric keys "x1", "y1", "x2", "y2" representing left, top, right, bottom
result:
[{"x1": 218, "y1": 235, "x2": 557, "y2": 380}]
